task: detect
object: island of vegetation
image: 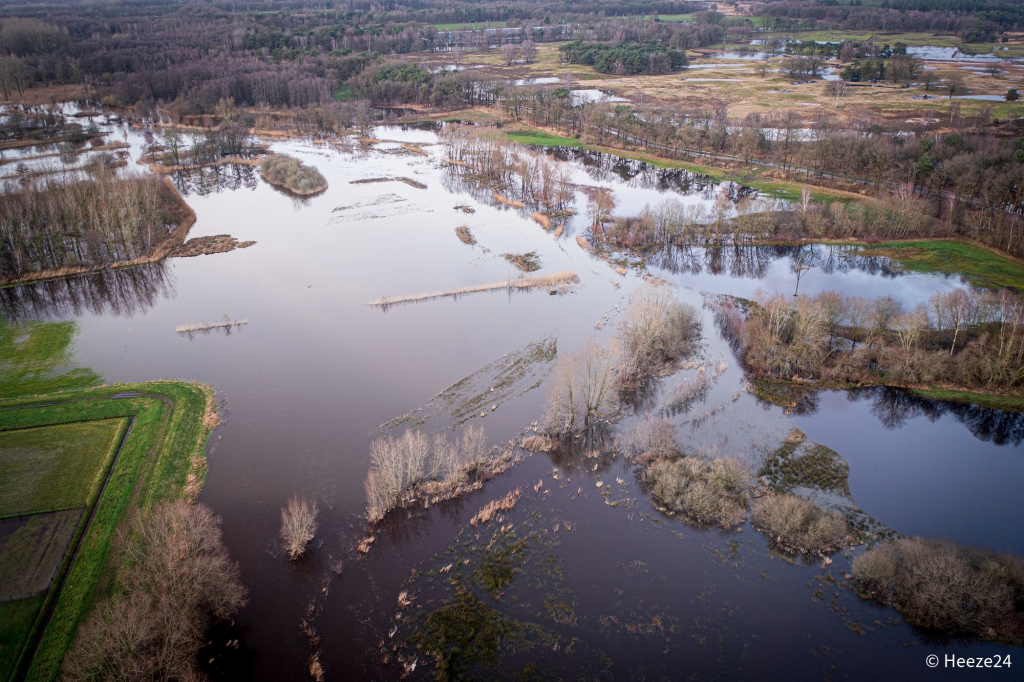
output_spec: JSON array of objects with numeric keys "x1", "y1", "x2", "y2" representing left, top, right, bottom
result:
[{"x1": 258, "y1": 154, "x2": 328, "y2": 195}]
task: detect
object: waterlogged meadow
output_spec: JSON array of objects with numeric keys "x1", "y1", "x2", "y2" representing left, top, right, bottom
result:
[{"x1": 3, "y1": 109, "x2": 1023, "y2": 681}]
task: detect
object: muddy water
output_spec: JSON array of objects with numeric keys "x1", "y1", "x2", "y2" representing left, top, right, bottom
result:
[{"x1": 3, "y1": 116, "x2": 1021, "y2": 680}]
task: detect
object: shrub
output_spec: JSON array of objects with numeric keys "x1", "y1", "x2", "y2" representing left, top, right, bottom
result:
[
  {"x1": 642, "y1": 456, "x2": 749, "y2": 529},
  {"x1": 281, "y1": 495, "x2": 318, "y2": 559},
  {"x1": 63, "y1": 501, "x2": 246, "y2": 682},
  {"x1": 851, "y1": 537, "x2": 1024, "y2": 641},
  {"x1": 752, "y1": 493, "x2": 850, "y2": 556},
  {"x1": 617, "y1": 283, "x2": 701, "y2": 388},
  {"x1": 365, "y1": 425, "x2": 500, "y2": 523},
  {"x1": 259, "y1": 154, "x2": 327, "y2": 194}
]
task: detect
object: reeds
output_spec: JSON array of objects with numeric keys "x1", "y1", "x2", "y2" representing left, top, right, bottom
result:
[
  {"x1": 368, "y1": 271, "x2": 580, "y2": 309},
  {"x1": 531, "y1": 211, "x2": 551, "y2": 230},
  {"x1": 492, "y1": 192, "x2": 525, "y2": 208},
  {"x1": 175, "y1": 317, "x2": 248, "y2": 334},
  {"x1": 281, "y1": 496, "x2": 318, "y2": 560},
  {"x1": 469, "y1": 488, "x2": 522, "y2": 527}
]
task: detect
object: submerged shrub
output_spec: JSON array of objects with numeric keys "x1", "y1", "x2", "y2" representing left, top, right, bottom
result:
[
  {"x1": 642, "y1": 455, "x2": 749, "y2": 529},
  {"x1": 851, "y1": 537, "x2": 1024, "y2": 641},
  {"x1": 752, "y1": 493, "x2": 850, "y2": 557},
  {"x1": 365, "y1": 425, "x2": 500, "y2": 523},
  {"x1": 281, "y1": 495, "x2": 319, "y2": 559},
  {"x1": 617, "y1": 283, "x2": 701, "y2": 388},
  {"x1": 543, "y1": 339, "x2": 617, "y2": 434},
  {"x1": 63, "y1": 501, "x2": 246, "y2": 682},
  {"x1": 623, "y1": 414, "x2": 678, "y2": 464},
  {"x1": 259, "y1": 154, "x2": 327, "y2": 194}
]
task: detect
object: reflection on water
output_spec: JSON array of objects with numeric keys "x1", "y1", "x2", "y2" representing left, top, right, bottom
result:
[
  {"x1": 0, "y1": 262, "x2": 174, "y2": 320},
  {"x1": 549, "y1": 146, "x2": 758, "y2": 201},
  {"x1": 172, "y1": 163, "x2": 259, "y2": 196},
  {"x1": 850, "y1": 386, "x2": 1024, "y2": 446}
]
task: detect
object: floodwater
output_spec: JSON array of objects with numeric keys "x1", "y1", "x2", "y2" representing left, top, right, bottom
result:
[{"x1": 3, "y1": 112, "x2": 1021, "y2": 680}]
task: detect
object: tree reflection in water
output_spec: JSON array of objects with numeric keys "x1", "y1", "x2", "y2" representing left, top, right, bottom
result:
[{"x1": 0, "y1": 261, "x2": 174, "y2": 321}]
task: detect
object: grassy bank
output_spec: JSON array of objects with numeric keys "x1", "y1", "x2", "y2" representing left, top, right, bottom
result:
[
  {"x1": 854, "y1": 240, "x2": 1024, "y2": 291},
  {"x1": 1, "y1": 382, "x2": 217, "y2": 682},
  {"x1": 1, "y1": 317, "x2": 218, "y2": 682}
]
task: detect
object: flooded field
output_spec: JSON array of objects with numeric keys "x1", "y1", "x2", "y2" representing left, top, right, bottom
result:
[{"x1": 3, "y1": 112, "x2": 1021, "y2": 681}]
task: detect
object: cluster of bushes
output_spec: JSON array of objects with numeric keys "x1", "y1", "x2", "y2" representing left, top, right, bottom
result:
[
  {"x1": 752, "y1": 494, "x2": 850, "y2": 557},
  {"x1": 259, "y1": 154, "x2": 327, "y2": 195},
  {"x1": 63, "y1": 501, "x2": 246, "y2": 681},
  {"x1": 543, "y1": 283, "x2": 701, "y2": 434},
  {"x1": 644, "y1": 454, "x2": 750, "y2": 529},
  {"x1": 852, "y1": 537, "x2": 1024, "y2": 641},
  {"x1": 558, "y1": 40, "x2": 687, "y2": 75},
  {"x1": 729, "y1": 287, "x2": 1024, "y2": 394},
  {"x1": 364, "y1": 426, "x2": 513, "y2": 523}
]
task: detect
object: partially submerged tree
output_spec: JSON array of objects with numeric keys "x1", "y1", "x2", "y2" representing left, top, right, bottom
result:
[{"x1": 281, "y1": 495, "x2": 319, "y2": 559}]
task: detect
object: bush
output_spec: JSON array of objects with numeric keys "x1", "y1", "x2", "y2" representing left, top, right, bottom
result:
[
  {"x1": 852, "y1": 537, "x2": 1024, "y2": 641},
  {"x1": 617, "y1": 283, "x2": 701, "y2": 389},
  {"x1": 365, "y1": 425, "x2": 500, "y2": 523},
  {"x1": 752, "y1": 493, "x2": 850, "y2": 556},
  {"x1": 281, "y1": 496, "x2": 318, "y2": 559},
  {"x1": 642, "y1": 456, "x2": 749, "y2": 529},
  {"x1": 259, "y1": 154, "x2": 327, "y2": 194},
  {"x1": 63, "y1": 501, "x2": 246, "y2": 682}
]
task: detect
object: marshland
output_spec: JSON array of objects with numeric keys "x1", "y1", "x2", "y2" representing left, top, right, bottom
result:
[
  {"x1": 1, "y1": 106, "x2": 1021, "y2": 682},
  {"x1": 3, "y1": 2, "x2": 1024, "y2": 679}
]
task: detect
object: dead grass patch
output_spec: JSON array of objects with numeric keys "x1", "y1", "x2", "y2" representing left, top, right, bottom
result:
[
  {"x1": 170, "y1": 234, "x2": 255, "y2": 258},
  {"x1": 368, "y1": 271, "x2": 579, "y2": 308},
  {"x1": 469, "y1": 488, "x2": 522, "y2": 527},
  {"x1": 455, "y1": 226, "x2": 476, "y2": 245},
  {"x1": 502, "y1": 251, "x2": 541, "y2": 272},
  {"x1": 492, "y1": 192, "x2": 525, "y2": 208},
  {"x1": 531, "y1": 211, "x2": 551, "y2": 230}
]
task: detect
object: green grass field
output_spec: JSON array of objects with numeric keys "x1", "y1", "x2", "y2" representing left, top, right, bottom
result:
[
  {"x1": 505, "y1": 130, "x2": 585, "y2": 148},
  {"x1": 856, "y1": 240, "x2": 1024, "y2": 291},
  {"x1": 0, "y1": 510, "x2": 81, "y2": 598},
  {"x1": 0, "y1": 598, "x2": 43, "y2": 681},
  {"x1": 911, "y1": 386, "x2": 1024, "y2": 411},
  {"x1": 0, "y1": 318, "x2": 217, "y2": 682},
  {"x1": 0, "y1": 419, "x2": 127, "y2": 516}
]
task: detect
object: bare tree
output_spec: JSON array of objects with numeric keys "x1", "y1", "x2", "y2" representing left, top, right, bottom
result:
[
  {"x1": 544, "y1": 339, "x2": 617, "y2": 433},
  {"x1": 500, "y1": 43, "x2": 520, "y2": 66},
  {"x1": 943, "y1": 72, "x2": 967, "y2": 98},
  {"x1": 521, "y1": 40, "x2": 537, "y2": 64},
  {"x1": 281, "y1": 496, "x2": 318, "y2": 559},
  {"x1": 63, "y1": 502, "x2": 246, "y2": 682}
]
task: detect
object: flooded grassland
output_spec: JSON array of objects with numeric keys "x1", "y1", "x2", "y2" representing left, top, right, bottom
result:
[{"x1": 1, "y1": 112, "x2": 1022, "y2": 681}]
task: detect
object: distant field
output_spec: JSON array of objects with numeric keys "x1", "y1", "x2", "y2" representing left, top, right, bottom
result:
[
  {"x1": 0, "y1": 419, "x2": 127, "y2": 516},
  {"x1": 505, "y1": 130, "x2": 584, "y2": 147}
]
